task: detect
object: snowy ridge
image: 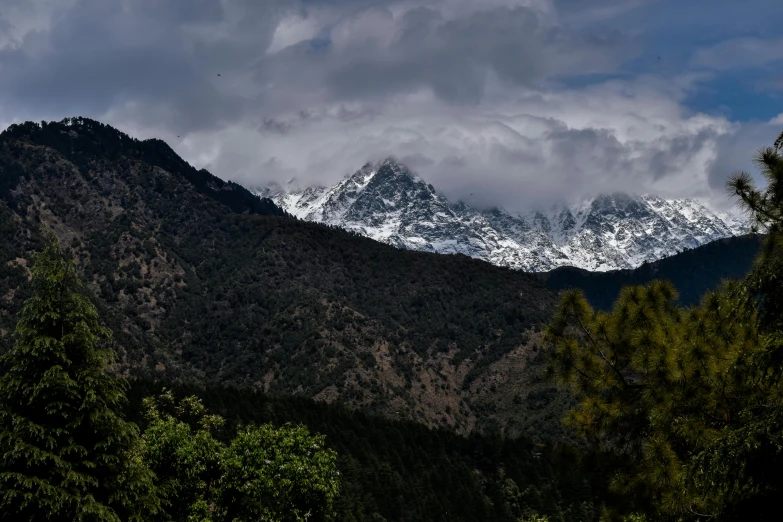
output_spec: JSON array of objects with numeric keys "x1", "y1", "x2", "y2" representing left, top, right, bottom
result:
[{"x1": 256, "y1": 158, "x2": 750, "y2": 272}]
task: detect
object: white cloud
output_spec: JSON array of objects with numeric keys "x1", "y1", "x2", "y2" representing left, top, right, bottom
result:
[
  {"x1": 691, "y1": 36, "x2": 783, "y2": 71},
  {"x1": 266, "y1": 13, "x2": 324, "y2": 54},
  {"x1": 164, "y1": 76, "x2": 732, "y2": 211}
]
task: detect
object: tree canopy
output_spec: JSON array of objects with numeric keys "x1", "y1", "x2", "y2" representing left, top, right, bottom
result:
[
  {"x1": 139, "y1": 391, "x2": 341, "y2": 522},
  {"x1": 545, "y1": 130, "x2": 783, "y2": 521}
]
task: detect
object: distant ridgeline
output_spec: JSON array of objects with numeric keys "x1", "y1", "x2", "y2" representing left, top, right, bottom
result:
[
  {"x1": 543, "y1": 234, "x2": 764, "y2": 310},
  {"x1": 0, "y1": 118, "x2": 286, "y2": 217}
]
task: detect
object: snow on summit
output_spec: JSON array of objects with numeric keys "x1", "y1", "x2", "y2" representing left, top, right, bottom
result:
[{"x1": 256, "y1": 159, "x2": 750, "y2": 272}]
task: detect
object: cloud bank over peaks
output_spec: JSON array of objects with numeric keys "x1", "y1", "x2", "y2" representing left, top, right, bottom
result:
[
  {"x1": 184, "y1": 82, "x2": 733, "y2": 212},
  {"x1": 0, "y1": 0, "x2": 780, "y2": 212}
]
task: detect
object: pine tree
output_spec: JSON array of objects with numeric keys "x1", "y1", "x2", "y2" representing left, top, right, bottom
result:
[
  {"x1": 545, "y1": 129, "x2": 783, "y2": 520},
  {"x1": 0, "y1": 233, "x2": 160, "y2": 521},
  {"x1": 727, "y1": 128, "x2": 783, "y2": 332},
  {"x1": 689, "y1": 128, "x2": 783, "y2": 520}
]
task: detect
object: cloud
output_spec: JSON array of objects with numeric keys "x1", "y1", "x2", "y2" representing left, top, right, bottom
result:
[
  {"x1": 552, "y1": 0, "x2": 653, "y2": 25},
  {"x1": 0, "y1": 0, "x2": 634, "y2": 123},
  {"x1": 707, "y1": 118, "x2": 783, "y2": 209},
  {"x1": 0, "y1": 0, "x2": 287, "y2": 132},
  {"x1": 692, "y1": 37, "x2": 783, "y2": 71},
  {"x1": 0, "y1": 0, "x2": 778, "y2": 212},
  {"x1": 267, "y1": 13, "x2": 325, "y2": 55},
  {"x1": 175, "y1": 79, "x2": 731, "y2": 211},
  {"x1": 321, "y1": 4, "x2": 636, "y2": 105}
]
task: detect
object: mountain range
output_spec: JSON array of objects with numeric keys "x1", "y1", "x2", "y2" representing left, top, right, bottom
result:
[
  {"x1": 258, "y1": 158, "x2": 749, "y2": 272},
  {"x1": 0, "y1": 117, "x2": 770, "y2": 522},
  {"x1": 0, "y1": 118, "x2": 761, "y2": 443}
]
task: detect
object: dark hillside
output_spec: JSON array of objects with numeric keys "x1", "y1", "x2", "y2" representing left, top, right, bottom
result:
[
  {"x1": 0, "y1": 118, "x2": 286, "y2": 217},
  {"x1": 0, "y1": 117, "x2": 558, "y2": 434},
  {"x1": 544, "y1": 234, "x2": 763, "y2": 310}
]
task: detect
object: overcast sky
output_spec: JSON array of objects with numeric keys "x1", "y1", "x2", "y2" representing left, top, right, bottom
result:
[{"x1": 1, "y1": 0, "x2": 781, "y2": 210}]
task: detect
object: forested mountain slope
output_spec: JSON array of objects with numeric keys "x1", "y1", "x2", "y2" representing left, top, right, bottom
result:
[
  {"x1": 544, "y1": 234, "x2": 763, "y2": 310},
  {"x1": 0, "y1": 117, "x2": 559, "y2": 435}
]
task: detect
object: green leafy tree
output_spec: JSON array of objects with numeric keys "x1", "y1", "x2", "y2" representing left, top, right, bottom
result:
[
  {"x1": 545, "y1": 130, "x2": 783, "y2": 521},
  {"x1": 139, "y1": 391, "x2": 225, "y2": 521},
  {"x1": 0, "y1": 233, "x2": 160, "y2": 521},
  {"x1": 219, "y1": 423, "x2": 340, "y2": 522},
  {"x1": 140, "y1": 391, "x2": 341, "y2": 522}
]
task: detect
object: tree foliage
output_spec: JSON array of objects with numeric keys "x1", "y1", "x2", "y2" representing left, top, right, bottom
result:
[
  {"x1": 0, "y1": 233, "x2": 160, "y2": 521},
  {"x1": 139, "y1": 391, "x2": 341, "y2": 522},
  {"x1": 126, "y1": 380, "x2": 602, "y2": 522},
  {"x1": 727, "y1": 131, "x2": 783, "y2": 333},
  {"x1": 546, "y1": 129, "x2": 783, "y2": 520}
]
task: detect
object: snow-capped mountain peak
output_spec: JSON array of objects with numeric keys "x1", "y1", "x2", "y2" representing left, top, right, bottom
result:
[{"x1": 257, "y1": 160, "x2": 750, "y2": 272}]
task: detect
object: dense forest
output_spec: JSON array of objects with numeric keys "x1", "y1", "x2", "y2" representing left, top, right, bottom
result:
[{"x1": 125, "y1": 380, "x2": 606, "y2": 522}]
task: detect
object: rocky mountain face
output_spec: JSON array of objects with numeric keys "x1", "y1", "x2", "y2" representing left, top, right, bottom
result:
[{"x1": 259, "y1": 159, "x2": 749, "y2": 272}]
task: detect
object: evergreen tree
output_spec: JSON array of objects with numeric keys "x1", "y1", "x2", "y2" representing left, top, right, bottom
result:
[
  {"x1": 690, "y1": 128, "x2": 783, "y2": 520},
  {"x1": 545, "y1": 129, "x2": 783, "y2": 520},
  {"x1": 727, "y1": 129, "x2": 783, "y2": 332},
  {"x1": 0, "y1": 233, "x2": 160, "y2": 521}
]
